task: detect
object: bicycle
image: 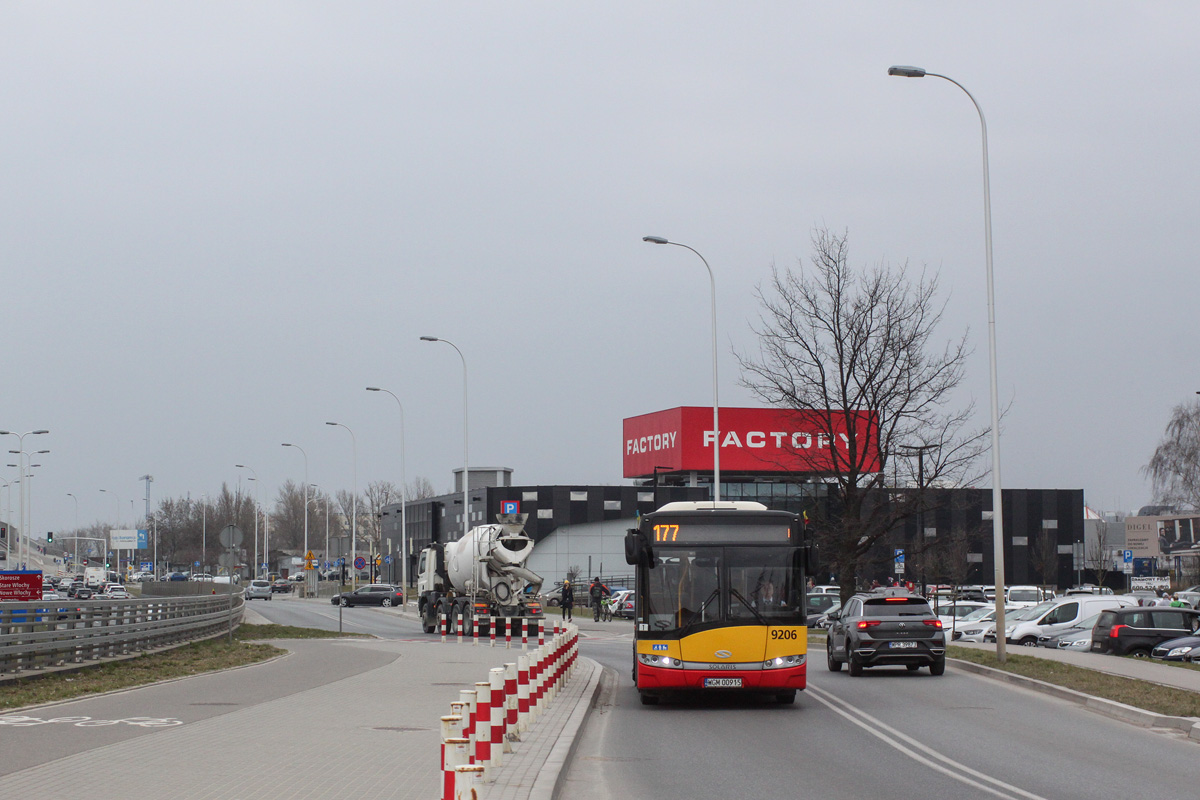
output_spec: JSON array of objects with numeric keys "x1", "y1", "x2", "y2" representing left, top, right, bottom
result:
[{"x1": 599, "y1": 597, "x2": 615, "y2": 622}]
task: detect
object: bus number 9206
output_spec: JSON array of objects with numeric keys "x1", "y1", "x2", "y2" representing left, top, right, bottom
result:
[{"x1": 770, "y1": 629, "x2": 798, "y2": 640}]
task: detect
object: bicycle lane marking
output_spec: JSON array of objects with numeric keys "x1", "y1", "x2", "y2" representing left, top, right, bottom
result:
[
  {"x1": 0, "y1": 715, "x2": 183, "y2": 728},
  {"x1": 806, "y1": 684, "x2": 1050, "y2": 800}
]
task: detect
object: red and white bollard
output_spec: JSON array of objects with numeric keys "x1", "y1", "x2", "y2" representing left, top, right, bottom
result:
[
  {"x1": 516, "y1": 654, "x2": 530, "y2": 732},
  {"x1": 489, "y1": 666, "x2": 507, "y2": 765},
  {"x1": 504, "y1": 662, "x2": 518, "y2": 741},
  {"x1": 440, "y1": 714, "x2": 465, "y2": 800},
  {"x1": 472, "y1": 613, "x2": 479, "y2": 647},
  {"x1": 505, "y1": 618, "x2": 511, "y2": 649},
  {"x1": 454, "y1": 764, "x2": 485, "y2": 800},
  {"x1": 474, "y1": 680, "x2": 492, "y2": 772},
  {"x1": 489, "y1": 616, "x2": 496, "y2": 648},
  {"x1": 440, "y1": 612, "x2": 447, "y2": 643},
  {"x1": 458, "y1": 689, "x2": 477, "y2": 747},
  {"x1": 521, "y1": 618, "x2": 528, "y2": 650},
  {"x1": 537, "y1": 618, "x2": 545, "y2": 646}
]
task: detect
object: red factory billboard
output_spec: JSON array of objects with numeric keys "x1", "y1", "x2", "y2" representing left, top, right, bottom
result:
[{"x1": 622, "y1": 406, "x2": 881, "y2": 478}]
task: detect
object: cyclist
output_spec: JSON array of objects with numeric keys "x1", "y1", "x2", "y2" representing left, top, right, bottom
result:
[{"x1": 589, "y1": 577, "x2": 611, "y2": 622}]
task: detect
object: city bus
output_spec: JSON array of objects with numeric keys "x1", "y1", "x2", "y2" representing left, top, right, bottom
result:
[{"x1": 624, "y1": 501, "x2": 812, "y2": 705}]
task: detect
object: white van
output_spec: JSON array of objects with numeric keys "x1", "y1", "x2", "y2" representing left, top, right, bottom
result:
[
  {"x1": 1005, "y1": 595, "x2": 1136, "y2": 646},
  {"x1": 1005, "y1": 585, "x2": 1050, "y2": 608}
]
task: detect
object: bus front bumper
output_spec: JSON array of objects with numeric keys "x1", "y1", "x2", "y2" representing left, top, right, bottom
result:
[{"x1": 637, "y1": 660, "x2": 807, "y2": 691}]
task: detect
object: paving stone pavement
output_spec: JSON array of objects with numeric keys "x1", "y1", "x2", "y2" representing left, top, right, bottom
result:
[{"x1": 0, "y1": 630, "x2": 601, "y2": 800}]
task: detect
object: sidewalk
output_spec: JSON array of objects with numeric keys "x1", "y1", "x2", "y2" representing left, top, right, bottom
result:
[{"x1": 0, "y1": 609, "x2": 602, "y2": 799}]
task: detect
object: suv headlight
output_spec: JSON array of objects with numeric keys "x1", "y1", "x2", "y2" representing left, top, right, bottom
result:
[{"x1": 1167, "y1": 645, "x2": 1194, "y2": 658}]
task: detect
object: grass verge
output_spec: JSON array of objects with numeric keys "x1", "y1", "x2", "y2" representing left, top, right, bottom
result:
[
  {"x1": 947, "y1": 646, "x2": 1200, "y2": 718},
  {"x1": 0, "y1": 623, "x2": 363, "y2": 711},
  {"x1": 235, "y1": 623, "x2": 366, "y2": 640}
]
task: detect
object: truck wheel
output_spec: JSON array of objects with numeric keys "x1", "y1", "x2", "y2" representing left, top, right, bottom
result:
[
  {"x1": 420, "y1": 603, "x2": 435, "y2": 634},
  {"x1": 460, "y1": 603, "x2": 475, "y2": 636}
]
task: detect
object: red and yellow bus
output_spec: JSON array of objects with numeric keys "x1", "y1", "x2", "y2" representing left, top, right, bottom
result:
[{"x1": 624, "y1": 501, "x2": 811, "y2": 705}]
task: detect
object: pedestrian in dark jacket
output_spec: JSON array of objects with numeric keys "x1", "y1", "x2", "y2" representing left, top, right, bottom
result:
[{"x1": 561, "y1": 581, "x2": 575, "y2": 621}]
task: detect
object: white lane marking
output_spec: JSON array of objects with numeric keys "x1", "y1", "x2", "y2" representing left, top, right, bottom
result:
[
  {"x1": 0, "y1": 715, "x2": 182, "y2": 728},
  {"x1": 807, "y1": 685, "x2": 1050, "y2": 800}
]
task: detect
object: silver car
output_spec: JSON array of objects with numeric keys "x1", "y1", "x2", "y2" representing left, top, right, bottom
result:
[{"x1": 246, "y1": 579, "x2": 273, "y2": 600}]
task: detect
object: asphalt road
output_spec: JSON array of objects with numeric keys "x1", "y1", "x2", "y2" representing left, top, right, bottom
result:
[
  {"x1": 245, "y1": 593, "x2": 422, "y2": 638},
  {"x1": 563, "y1": 624, "x2": 1199, "y2": 800}
]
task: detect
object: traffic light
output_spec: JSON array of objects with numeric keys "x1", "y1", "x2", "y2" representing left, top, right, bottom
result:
[
  {"x1": 0, "y1": 523, "x2": 6, "y2": 540},
  {"x1": 46, "y1": 531, "x2": 53, "y2": 543}
]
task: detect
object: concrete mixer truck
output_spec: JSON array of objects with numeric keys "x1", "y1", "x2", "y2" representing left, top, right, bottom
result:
[{"x1": 416, "y1": 513, "x2": 544, "y2": 635}]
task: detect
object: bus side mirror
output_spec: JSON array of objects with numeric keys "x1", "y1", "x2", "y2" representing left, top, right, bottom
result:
[
  {"x1": 625, "y1": 530, "x2": 646, "y2": 565},
  {"x1": 805, "y1": 543, "x2": 819, "y2": 574}
]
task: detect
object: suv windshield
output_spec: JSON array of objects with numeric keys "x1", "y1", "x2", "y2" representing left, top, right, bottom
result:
[{"x1": 641, "y1": 546, "x2": 803, "y2": 633}]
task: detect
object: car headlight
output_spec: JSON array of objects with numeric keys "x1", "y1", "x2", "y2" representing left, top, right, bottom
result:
[
  {"x1": 1067, "y1": 639, "x2": 1090, "y2": 649},
  {"x1": 1167, "y1": 646, "x2": 1194, "y2": 658},
  {"x1": 963, "y1": 629, "x2": 981, "y2": 636}
]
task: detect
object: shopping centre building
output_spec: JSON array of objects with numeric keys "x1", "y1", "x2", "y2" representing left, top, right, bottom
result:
[{"x1": 379, "y1": 406, "x2": 1085, "y2": 590}]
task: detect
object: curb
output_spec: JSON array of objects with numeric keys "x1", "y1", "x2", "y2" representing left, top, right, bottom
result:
[
  {"x1": 529, "y1": 656, "x2": 604, "y2": 800},
  {"x1": 948, "y1": 657, "x2": 1200, "y2": 743}
]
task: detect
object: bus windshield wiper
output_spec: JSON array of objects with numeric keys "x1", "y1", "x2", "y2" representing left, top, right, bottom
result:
[
  {"x1": 681, "y1": 589, "x2": 720, "y2": 630},
  {"x1": 730, "y1": 588, "x2": 767, "y2": 624}
]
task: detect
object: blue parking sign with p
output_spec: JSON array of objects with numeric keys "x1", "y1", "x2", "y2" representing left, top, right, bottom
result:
[{"x1": 501, "y1": 500, "x2": 520, "y2": 514}]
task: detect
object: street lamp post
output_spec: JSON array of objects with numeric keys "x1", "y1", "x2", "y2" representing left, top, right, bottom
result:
[
  {"x1": 641, "y1": 237, "x2": 722, "y2": 503},
  {"x1": 326, "y1": 423, "x2": 358, "y2": 590},
  {"x1": 1, "y1": 430, "x2": 49, "y2": 566},
  {"x1": 367, "y1": 386, "x2": 409, "y2": 604},
  {"x1": 889, "y1": 65, "x2": 1006, "y2": 661},
  {"x1": 66, "y1": 492, "x2": 80, "y2": 569},
  {"x1": 421, "y1": 336, "x2": 475, "y2": 597},
  {"x1": 282, "y1": 443, "x2": 310, "y2": 590}
]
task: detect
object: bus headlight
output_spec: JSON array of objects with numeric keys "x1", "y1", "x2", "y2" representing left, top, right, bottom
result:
[
  {"x1": 762, "y1": 654, "x2": 806, "y2": 669},
  {"x1": 638, "y1": 653, "x2": 683, "y2": 669}
]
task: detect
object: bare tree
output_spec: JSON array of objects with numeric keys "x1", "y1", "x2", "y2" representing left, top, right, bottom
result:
[
  {"x1": 406, "y1": 476, "x2": 437, "y2": 501},
  {"x1": 1145, "y1": 401, "x2": 1200, "y2": 510},
  {"x1": 269, "y1": 480, "x2": 310, "y2": 550},
  {"x1": 362, "y1": 480, "x2": 397, "y2": 552},
  {"x1": 738, "y1": 227, "x2": 989, "y2": 604},
  {"x1": 1030, "y1": 530, "x2": 1059, "y2": 588},
  {"x1": 1085, "y1": 519, "x2": 1117, "y2": 590}
]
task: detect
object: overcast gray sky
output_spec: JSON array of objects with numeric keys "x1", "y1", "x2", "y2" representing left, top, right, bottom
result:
[{"x1": 3, "y1": 3, "x2": 1196, "y2": 537}]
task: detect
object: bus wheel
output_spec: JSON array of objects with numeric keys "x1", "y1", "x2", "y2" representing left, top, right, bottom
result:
[
  {"x1": 639, "y1": 692, "x2": 659, "y2": 706},
  {"x1": 775, "y1": 691, "x2": 797, "y2": 704}
]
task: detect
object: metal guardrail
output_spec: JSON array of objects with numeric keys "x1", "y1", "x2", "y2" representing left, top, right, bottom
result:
[{"x1": 0, "y1": 593, "x2": 244, "y2": 677}]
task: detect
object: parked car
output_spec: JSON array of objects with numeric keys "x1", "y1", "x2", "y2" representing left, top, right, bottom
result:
[
  {"x1": 1091, "y1": 606, "x2": 1200, "y2": 657},
  {"x1": 168, "y1": 572, "x2": 189, "y2": 581},
  {"x1": 812, "y1": 601, "x2": 841, "y2": 630},
  {"x1": 1123, "y1": 590, "x2": 1162, "y2": 607},
  {"x1": 825, "y1": 590, "x2": 946, "y2": 676},
  {"x1": 246, "y1": 579, "x2": 273, "y2": 600},
  {"x1": 190, "y1": 573, "x2": 214, "y2": 582},
  {"x1": 983, "y1": 602, "x2": 1054, "y2": 643},
  {"x1": 271, "y1": 579, "x2": 292, "y2": 594},
  {"x1": 1005, "y1": 585, "x2": 1049, "y2": 607},
  {"x1": 1037, "y1": 613, "x2": 1101, "y2": 648},
  {"x1": 1005, "y1": 595, "x2": 1136, "y2": 647},
  {"x1": 1175, "y1": 586, "x2": 1200, "y2": 609},
  {"x1": 540, "y1": 582, "x2": 565, "y2": 607},
  {"x1": 811, "y1": 585, "x2": 840, "y2": 595},
  {"x1": 806, "y1": 592, "x2": 840, "y2": 617},
  {"x1": 608, "y1": 589, "x2": 635, "y2": 619},
  {"x1": 1151, "y1": 633, "x2": 1200, "y2": 662},
  {"x1": 334, "y1": 584, "x2": 405, "y2": 607},
  {"x1": 935, "y1": 601, "x2": 990, "y2": 632},
  {"x1": 950, "y1": 605, "x2": 1017, "y2": 643}
]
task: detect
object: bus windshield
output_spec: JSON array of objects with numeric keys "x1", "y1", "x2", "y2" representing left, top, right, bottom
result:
[{"x1": 642, "y1": 546, "x2": 803, "y2": 633}]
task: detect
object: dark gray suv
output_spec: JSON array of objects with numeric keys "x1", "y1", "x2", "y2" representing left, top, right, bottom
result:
[{"x1": 826, "y1": 591, "x2": 947, "y2": 675}]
